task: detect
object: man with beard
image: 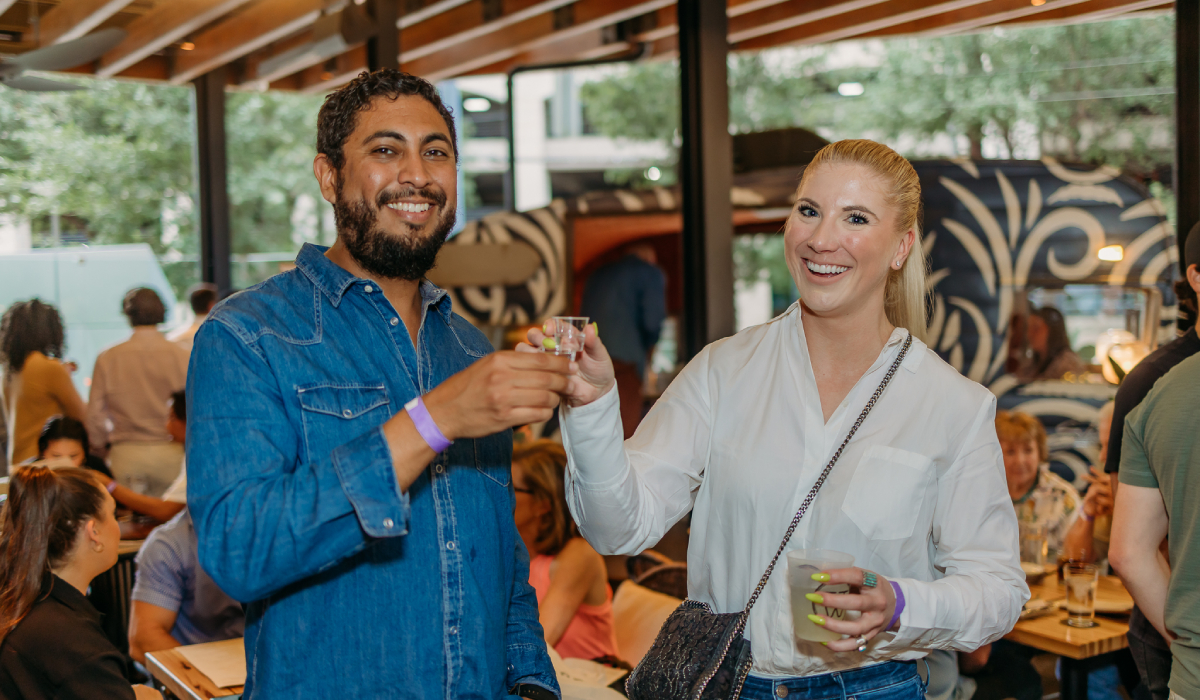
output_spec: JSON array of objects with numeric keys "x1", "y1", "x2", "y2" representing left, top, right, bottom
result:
[{"x1": 186, "y1": 70, "x2": 568, "y2": 699}]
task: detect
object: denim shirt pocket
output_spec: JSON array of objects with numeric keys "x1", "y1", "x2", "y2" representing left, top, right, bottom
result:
[
  {"x1": 474, "y1": 432, "x2": 512, "y2": 488},
  {"x1": 296, "y1": 383, "x2": 392, "y2": 460}
]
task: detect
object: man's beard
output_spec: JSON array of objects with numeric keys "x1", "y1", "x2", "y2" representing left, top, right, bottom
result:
[{"x1": 333, "y1": 180, "x2": 456, "y2": 281}]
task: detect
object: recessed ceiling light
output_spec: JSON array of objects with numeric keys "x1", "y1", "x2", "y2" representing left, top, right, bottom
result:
[
  {"x1": 837, "y1": 82, "x2": 865, "y2": 97},
  {"x1": 463, "y1": 97, "x2": 492, "y2": 112},
  {"x1": 180, "y1": 41, "x2": 195, "y2": 51}
]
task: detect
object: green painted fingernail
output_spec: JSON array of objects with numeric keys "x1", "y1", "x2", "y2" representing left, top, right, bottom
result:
[
  {"x1": 821, "y1": 641, "x2": 828, "y2": 646},
  {"x1": 542, "y1": 337, "x2": 557, "y2": 350},
  {"x1": 811, "y1": 573, "x2": 831, "y2": 582},
  {"x1": 592, "y1": 322, "x2": 599, "y2": 334},
  {"x1": 808, "y1": 614, "x2": 826, "y2": 626},
  {"x1": 805, "y1": 593, "x2": 824, "y2": 604}
]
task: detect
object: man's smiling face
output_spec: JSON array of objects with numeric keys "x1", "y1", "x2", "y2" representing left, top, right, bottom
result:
[{"x1": 316, "y1": 93, "x2": 458, "y2": 280}]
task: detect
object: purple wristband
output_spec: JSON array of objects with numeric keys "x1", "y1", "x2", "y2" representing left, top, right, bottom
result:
[
  {"x1": 888, "y1": 581, "x2": 905, "y2": 631},
  {"x1": 405, "y1": 396, "x2": 452, "y2": 453},
  {"x1": 106, "y1": 480, "x2": 118, "y2": 494}
]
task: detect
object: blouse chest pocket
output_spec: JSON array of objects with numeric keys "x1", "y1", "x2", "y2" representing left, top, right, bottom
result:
[
  {"x1": 296, "y1": 383, "x2": 391, "y2": 459},
  {"x1": 841, "y1": 445, "x2": 933, "y2": 541}
]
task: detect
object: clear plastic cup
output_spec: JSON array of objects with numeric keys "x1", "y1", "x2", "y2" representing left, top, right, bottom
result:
[
  {"x1": 787, "y1": 548, "x2": 856, "y2": 643},
  {"x1": 548, "y1": 316, "x2": 589, "y2": 360}
]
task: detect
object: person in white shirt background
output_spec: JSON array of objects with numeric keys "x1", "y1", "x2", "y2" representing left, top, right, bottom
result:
[{"x1": 522, "y1": 139, "x2": 1027, "y2": 700}]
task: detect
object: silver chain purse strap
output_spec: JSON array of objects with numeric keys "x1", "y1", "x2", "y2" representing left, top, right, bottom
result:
[{"x1": 739, "y1": 331, "x2": 913, "y2": 622}]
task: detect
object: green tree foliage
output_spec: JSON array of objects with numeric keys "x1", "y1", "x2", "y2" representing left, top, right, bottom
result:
[
  {"x1": 580, "y1": 15, "x2": 1174, "y2": 174},
  {"x1": 0, "y1": 79, "x2": 328, "y2": 297},
  {"x1": 578, "y1": 15, "x2": 1175, "y2": 295}
]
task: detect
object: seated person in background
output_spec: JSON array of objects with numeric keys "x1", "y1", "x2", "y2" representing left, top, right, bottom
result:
[
  {"x1": 128, "y1": 508, "x2": 244, "y2": 664},
  {"x1": 1018, "y1": 306, "x2": 1086, "y2": 381},
  {"x1": 103, "y1": 391, "x2": 189, "y2": 526},
  {"x1": 513, "y1": 440, "x2": 619, "y2": 660},
  {"x1": 997, "y1": 409, "x2": 1101, "y2": 561},
  {"x1": 961, "y1": 410, "x2": 1114, "y2": 700},
  {"x1": 0, "y1": 466, "x2": 162, "y2": 700},
  {"x1": 25, "y1": 415, "x2": 113, "y2": 479}
]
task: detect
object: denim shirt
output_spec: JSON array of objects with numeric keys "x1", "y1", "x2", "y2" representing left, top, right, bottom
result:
[{"x1": 186, "y1": 244, "x2": 559, "y2": 699}]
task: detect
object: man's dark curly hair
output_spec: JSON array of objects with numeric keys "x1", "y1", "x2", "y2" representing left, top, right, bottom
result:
[
  {"x1": 0, "y1": 299, "x2": 65, "y2": 372},
  {"x1": 317, "y1": 70, "x2": 457, "y2": 173}
]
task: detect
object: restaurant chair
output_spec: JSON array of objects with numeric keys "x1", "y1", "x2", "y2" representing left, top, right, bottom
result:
[{"x1": 611, "y1": 580, "x2": 682, "y2": 666}]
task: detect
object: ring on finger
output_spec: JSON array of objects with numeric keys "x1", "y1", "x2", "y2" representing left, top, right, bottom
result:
[
  {"x1": 855, "y1": 636, "x2": 868, "y2": 652},
  {"x1": 862, "y1": 571, "x2": 878, "y2": 588}
]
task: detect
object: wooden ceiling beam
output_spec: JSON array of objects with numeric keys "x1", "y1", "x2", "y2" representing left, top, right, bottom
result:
[
  {"x1": 283, "y1": 0, "x2": 670, "y2": 91},
  {"x1": 170, "y1": 0, "x2": 323, "y2": 84},
  {"x1": 462, "y1": 29, "x2": 635, "y2": 76},
  {"x1": 97, "y1": 0, "x2": 257, "y2": 77},
  {"x1": 729, "y1": 0, "x2": 893, "y2": 44},
  {"x1": 735, "y1": 0, "x2": 996, "y2": 50},
  {"x1": 856, "y1": 0, "x2": 1095, "y2": 39},
  {"x1": 37, "y1": 0, "x2": 133, "y2": 46},
  {"x1": 405, "y1": 0, "x2": 674, "y2": 82},
  {"x1": 240, "y1": 0, "x2": 573, "y2": 86},
  {"x1": 996, "y1": 0, "x2": 1179, "y2": 28}
]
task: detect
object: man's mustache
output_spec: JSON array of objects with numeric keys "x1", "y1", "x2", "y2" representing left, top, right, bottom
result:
[{"x1": 376, "y1": 186, "x2": 447, "y2": 209}]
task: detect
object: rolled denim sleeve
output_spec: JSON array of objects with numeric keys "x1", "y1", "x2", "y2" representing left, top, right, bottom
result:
[
  {"x1": 504, "y1": 534, "x2": 561, "y2": 698},
  {"x1": 187, "y1": 320, "x2": 409, "y2": 603}
]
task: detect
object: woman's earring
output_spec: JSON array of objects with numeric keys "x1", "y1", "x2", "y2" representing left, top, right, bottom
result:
[{"x1": 893, "y1": 260, "x2": 902, "y2": 269}]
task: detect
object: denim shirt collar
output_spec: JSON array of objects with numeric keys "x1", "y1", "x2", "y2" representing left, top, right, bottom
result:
[{"x1": 295, "y1": 243, "x2": 452, "y2": 322}]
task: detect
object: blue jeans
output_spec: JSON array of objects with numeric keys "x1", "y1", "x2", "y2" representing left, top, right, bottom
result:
[{"x1": 741, "y1": 661, "x2": 928, "y2": 700}]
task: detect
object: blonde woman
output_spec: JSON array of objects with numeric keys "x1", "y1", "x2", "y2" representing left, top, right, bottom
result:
[{"x1": 522, "y1": 140, "x2": 1027, "y2": 699}]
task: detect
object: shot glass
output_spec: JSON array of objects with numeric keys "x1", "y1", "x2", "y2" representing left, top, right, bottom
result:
[
  {"x1": 547, "y1": 316, "x2": 589, "y2": 360},
  {"x1": 787, "y1": 549, "x2": 856, "y2": 643},
  {"x1": 1064, "y1": 562, "x2": 1099, "y2": 628},
  {"x1": 1019, "y1": 520, "x2": 1048, "y2": 565}
]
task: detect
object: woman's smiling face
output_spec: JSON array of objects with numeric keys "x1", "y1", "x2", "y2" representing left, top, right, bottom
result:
[{"x1": 784, "y1": 162, "x2": 914, "y2": 322}]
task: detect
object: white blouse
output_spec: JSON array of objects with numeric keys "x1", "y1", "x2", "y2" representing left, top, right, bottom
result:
[{"x1": 561, "y1": 303, "x2": 1028, "y2": 678}]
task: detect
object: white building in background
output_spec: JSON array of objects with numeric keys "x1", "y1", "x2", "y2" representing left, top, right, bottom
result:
[{"x1": 452, "y1": 68, "x2": 670, "y2": 216}]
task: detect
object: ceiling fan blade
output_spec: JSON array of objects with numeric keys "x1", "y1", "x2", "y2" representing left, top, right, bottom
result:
[
  {"x1": 1, "y1": 75, "x2": 85, "y2": 91},
  {"x1": 12, "y1": 28, "x2": 126, "y2": 72}
]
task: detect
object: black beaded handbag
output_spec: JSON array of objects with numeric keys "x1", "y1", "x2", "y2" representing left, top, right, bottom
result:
[{"x1": 625, "y1": 333, "x2": 913, "y2": 700}]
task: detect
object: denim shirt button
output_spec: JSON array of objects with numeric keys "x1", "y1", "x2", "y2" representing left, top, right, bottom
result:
[
  {"x1": 390, "y1": 317, "x2": 399, "y2": 326},
  {"x1": 364, "y1": 285, "x2": 374, "y2": 293},
  {"x1": 434, "y1": 464, "x2": 444, "y2": 474},
  {"x1": 383, "y1": 518, "x2": 394, "y2": 529},
  {"x1": 449, "y1": 626, "x2": 458, "y2": 635},
  {"x1": 342, "y1": 409, "x2": 352, "y2": 418},
  {"x1": 447, "y1": 541, "x2": 456, "y2": 550}
]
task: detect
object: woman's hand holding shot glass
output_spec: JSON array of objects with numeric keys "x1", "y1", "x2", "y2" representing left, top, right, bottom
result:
[{"x1": 516, "y1": 318, "x2": 615, "y2": 408}]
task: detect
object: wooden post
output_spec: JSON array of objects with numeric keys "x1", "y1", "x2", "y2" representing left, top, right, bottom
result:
[
  {"x1": 367, "y1": 0, "x2": 400, "y2": 71},
  {"x1": 193, "y1": 67, "x2": 231, "y2": 292},
  {"x1": 677, "y1": 0, "x2": 734, "y2": 361}
]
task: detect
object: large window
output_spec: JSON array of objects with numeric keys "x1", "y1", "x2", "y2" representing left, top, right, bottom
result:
[{"x1": 0, "y1": 79, "x2": 199, "y2": 397}]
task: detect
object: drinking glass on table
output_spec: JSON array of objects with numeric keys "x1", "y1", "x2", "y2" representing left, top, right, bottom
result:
[
  {"x1": 546, "y1": 316, "x2": 589, "y2": 360},
  {"x1": 1064, "y1": 562, "x2": 1099, "y2": 628},
  {"x1": 1019, "y1": 520, "x2": 1048, "y2": 565},
  {"x1": 787, "y1": 549, "x2": 856, "y2": 643}
]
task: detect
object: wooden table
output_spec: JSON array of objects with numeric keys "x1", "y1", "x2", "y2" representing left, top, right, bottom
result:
[
  {"x1": 1005, "y1": 575, "x2": 1133, "y2": 700},
  {"x1": 146, "y1": 647, "x2": 243, "y2": 700}
]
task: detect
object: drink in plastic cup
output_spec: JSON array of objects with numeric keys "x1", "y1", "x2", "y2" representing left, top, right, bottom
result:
[
  {"x1": 549, "y1": 316, "x2": 589, "y2": 360},
  {"x1": 1064, "y1": 562, "x2": 1099, "y2": 628},
  {"x1": 1019, "y1": 520, "x2": 1048, "y2": 565},
  {"x1": 787, "y1": 549, "x2": 855, "y2": 643}
]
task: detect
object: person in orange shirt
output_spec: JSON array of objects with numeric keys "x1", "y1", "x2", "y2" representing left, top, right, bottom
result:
[
  {"x1": 0, "y1": 299, "x2": 87, "y2": 467},
  {"x1": 513, "y1": 440, "x2": 620, "y2": 660}
]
